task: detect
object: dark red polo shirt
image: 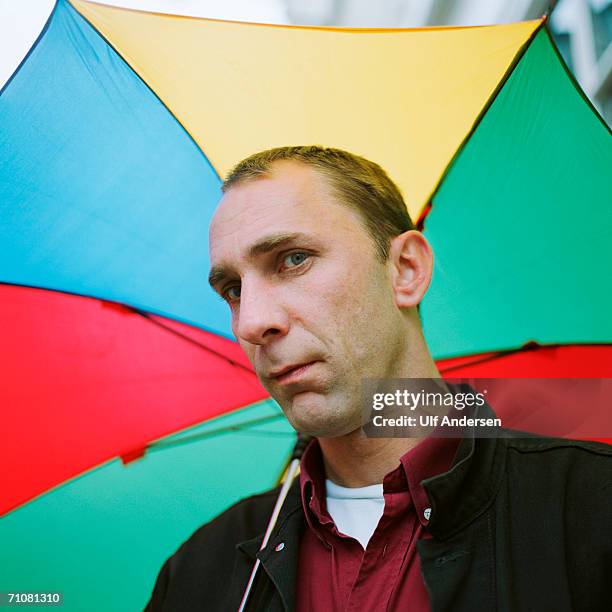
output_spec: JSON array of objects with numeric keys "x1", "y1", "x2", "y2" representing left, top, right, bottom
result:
[{"x1": 296, "y1": 435, "x2": 460, "y2": 611}]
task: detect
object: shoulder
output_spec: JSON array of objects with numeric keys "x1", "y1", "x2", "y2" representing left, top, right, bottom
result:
[
  {"x1": 171, "y1": 485, "x2": 282, "y2": 566},
  {"x1": 500, "y1": 431, "x2": 612, "y2": 463},
  {"x1": 498, "y1": 432, "x2": 612, "y2": 502},
  {"x1": 144, "y1": 486, "x2": 283, "y2": 610}
]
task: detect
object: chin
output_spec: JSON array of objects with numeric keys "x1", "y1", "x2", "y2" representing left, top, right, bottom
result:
[{"x1": 284, "y1": 392, "x2": 360, "y2": 438}]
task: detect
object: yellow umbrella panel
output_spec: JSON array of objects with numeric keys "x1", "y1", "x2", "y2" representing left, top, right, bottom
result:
[{"x1": 70, "y1": 0, "x2": 541, "y2": 219}]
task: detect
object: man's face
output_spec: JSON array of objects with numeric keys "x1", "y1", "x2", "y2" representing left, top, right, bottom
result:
[{"x1": 209, "y1": 161, "x2": 408, "y2": 437}]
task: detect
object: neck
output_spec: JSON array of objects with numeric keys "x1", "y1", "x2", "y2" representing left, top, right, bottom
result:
[{"x1": 319, "y1": 433, "x2": 421, "y2": 487}]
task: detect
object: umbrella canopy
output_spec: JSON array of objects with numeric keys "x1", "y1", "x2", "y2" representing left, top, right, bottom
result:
[
  {"x1": 1, "y1": 1, "x2": 610, "y2": 610},
  {"x1": 0, "y1": 284, "x2": 267, "y2": 515},
  {"x1": 420, "y1": 27, "x2": 611, "y2": 359},
  {"x1": 0, "y1": 401, "x2": 295, "y2": 611}
]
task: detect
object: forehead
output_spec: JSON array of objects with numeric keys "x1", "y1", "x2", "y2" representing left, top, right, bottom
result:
[{"x1": 209, "y1": 161, "x2": 368, "y2": 265}]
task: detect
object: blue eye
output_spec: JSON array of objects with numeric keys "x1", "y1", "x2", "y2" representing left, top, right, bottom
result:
[
  {"x1": 224, "y1": 285, "x2": 241, "y2": 301},
  {"x1": 283, "y1": 252, "x2": 309, "y2": 268}
]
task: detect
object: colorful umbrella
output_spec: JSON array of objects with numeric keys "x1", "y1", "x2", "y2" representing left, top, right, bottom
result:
[{"x1": 1, "y1": 1, "x2": 610, "y2": 610}]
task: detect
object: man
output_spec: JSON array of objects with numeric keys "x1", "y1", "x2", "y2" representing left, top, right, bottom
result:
[{"x1": 145, "y1": 146, "x2": 611, "y2": 611}]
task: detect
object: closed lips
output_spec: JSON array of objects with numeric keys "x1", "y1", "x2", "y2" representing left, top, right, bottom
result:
[{"x1": 272, "y1": 362, "x2": 316, "y2": 378}]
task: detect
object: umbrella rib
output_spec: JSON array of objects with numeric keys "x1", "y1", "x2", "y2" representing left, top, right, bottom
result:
[
  {"x1": 418, "y1": 19, "x2": 545, "y2": 230},
  {"x1": 216, "y1": 429, "x2": 295, "y2": 438},
  {"x1": 440, "y1": 342, "x2": 612, "y2": 374},
  {"x1": 132, "y1": 308, "x2": 257, "y2": 376},
  {"x1": 147, "y1": 413, "x2": 288, "y2": 451},
  {"x1": 438, "y1": 342, "x2": 547, "y2": 373},
  {"x1": 544, "y1": 0, "x2": 560, "y2": 17}
]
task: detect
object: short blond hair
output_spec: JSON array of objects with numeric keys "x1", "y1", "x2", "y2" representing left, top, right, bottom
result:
[{"x1": 222, "y1": 146, "x2": 414, "y2": 261}]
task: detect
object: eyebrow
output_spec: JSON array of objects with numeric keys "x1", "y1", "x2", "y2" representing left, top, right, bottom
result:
[{"x1": 208, "y1": 231, "x2": 313, "y2": 290}]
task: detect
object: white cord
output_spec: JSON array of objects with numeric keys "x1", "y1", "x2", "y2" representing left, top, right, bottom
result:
[{"x1": 237, "y1": 457, "x2": 301, "y2": 612}]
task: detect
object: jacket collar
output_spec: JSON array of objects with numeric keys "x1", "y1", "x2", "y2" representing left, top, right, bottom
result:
[
  {"x1": 422, "y1": 388, "x2": 506, "y2": 540},
  {"x1": 236, "y1": 481, "x2": 303, "y2": 560},
  {"x1": 236, "y1": 483, "x2": 304, "y2": 611}
]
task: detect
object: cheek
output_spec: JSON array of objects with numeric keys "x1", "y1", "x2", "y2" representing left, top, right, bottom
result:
[
  {"x1": 340, "y1": 268, "x2": 398, "y2": 363},
  {"x1": 320, "y1": 268, "x2": 383, "y2": 358},
  {"x1": 292, "y1": 257, "x2": 395, "y2": 362},
  {"x1": 238, "y1": 337, "x2": 255, "y2": 363}
]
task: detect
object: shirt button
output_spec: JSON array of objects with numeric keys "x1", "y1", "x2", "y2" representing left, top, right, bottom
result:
[
  {"x1": 424, "y1": 507, "x2": 432, "y2": 521},
  {"x1": 275, "y1": 542, "x2": 285, "y2": 552}
]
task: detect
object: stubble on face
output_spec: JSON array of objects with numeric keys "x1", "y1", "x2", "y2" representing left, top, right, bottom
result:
[{"x1": 209, "y1": 161, "x2": 409, "y2": 438}]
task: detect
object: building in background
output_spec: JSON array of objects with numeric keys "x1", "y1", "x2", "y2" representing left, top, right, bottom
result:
[{"x1": 285, "y1": 0, "x2": 612, "y2": 125}]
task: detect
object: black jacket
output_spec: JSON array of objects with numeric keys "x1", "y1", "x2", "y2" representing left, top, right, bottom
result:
[{"x1": 145, "y1": 412, "x2": 612, "y2": 611}]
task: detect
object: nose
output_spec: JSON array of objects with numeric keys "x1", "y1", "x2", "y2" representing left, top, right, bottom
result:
[{"x1": 234, "y1": 277, "x2": 289, "y2": 346}]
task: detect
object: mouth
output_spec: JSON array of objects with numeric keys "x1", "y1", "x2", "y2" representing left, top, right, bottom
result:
[{"x1": 272, "y1": 361, "x2": 318, "y2": 385}]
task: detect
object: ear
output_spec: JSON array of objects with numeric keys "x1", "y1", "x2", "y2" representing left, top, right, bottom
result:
[{"x1": 388, "y1": 230, "x2": 434, "y2": 308}]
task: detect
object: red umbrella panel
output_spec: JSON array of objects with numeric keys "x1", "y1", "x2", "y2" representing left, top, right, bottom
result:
[{"x1": 0, "y1": 284, "x2": 267, "y2": 515}]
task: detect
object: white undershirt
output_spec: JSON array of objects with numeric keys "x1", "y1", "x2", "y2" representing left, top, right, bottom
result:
[{"x1": 325, "y1": 479, "x2": 385, "y2": 550}]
